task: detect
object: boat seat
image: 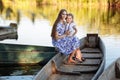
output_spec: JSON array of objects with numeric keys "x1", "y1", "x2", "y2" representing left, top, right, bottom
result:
[
  {"x1": 51, "y1": 60, "x2": 81, "y2": 75},
  {"x1": 81, "y1": 48, "x2": 101, "y2": 53},
  {"x1": 63, "y1": 56, "x2": 102, "y2": 66},
  {"x1": 115, "y1": 58, "x2": 120, "y2": 78},
  {"x1": 85, "y1": 34, "x2": 98, "y2": 48},
  {"x1": 59, "y1": 63, "x2": 98, "y2": 73}
]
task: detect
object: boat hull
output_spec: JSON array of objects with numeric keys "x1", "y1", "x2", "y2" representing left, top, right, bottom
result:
[
  {"x1": 35, "y1": 34, "x2": 106, "y2": 80},
  {"x1": 0, "y1": 23, "x2": 18, "y2": 40},
  {"x1": 97, "y1": 58, "x2": 120, "y2": 80},
  {"x1": 0, "y1": 43, "x2": 56, "y2": 66}
]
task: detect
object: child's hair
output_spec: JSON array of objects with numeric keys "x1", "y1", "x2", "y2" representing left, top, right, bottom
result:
[{"x1": 66, "y1": 13, "x2": 74, "y2": 22}]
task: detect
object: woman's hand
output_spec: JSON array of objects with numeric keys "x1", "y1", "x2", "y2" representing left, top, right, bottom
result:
[
  {"x1": 65, "y1": 30, "x2": 70, "y2": 36},
  {"x1": 55, "y1": 31, "x2": 69, "y2": 40}
]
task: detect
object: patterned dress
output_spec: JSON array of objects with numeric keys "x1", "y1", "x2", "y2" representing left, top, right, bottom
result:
[
  {"x1": 52, "y1": 22, "x2": 80, "y2": 55},
  {"x1": 66, "y1": 22, "x2": 76, "y2": 37}
]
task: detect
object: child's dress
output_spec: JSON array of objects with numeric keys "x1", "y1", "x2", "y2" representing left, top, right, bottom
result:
[
  {"x1": 52, "y1": 22, "x2": 80, "y2": 55},
  {"x1": 66, "y1": 22, "x2": 76, "y2": 37}
]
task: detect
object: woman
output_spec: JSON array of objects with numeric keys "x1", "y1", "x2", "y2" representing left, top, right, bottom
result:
[{"x1": 51, "y1": 9, "x2": 84, "y2": 64}]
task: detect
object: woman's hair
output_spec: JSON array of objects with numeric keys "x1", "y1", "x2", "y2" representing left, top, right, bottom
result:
[{"x1": 51, "y1": 9, "x2": 67, "y2": 39}]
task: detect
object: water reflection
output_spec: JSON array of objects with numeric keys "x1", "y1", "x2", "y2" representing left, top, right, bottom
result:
[
  {"x1": 107, "y1": 6, "x2": 120, "y2": 24},
  {"x1": 16, "y1": 10, "x2": 21, "y2": 24},
  {"x1": 31, "y1": 12, "x2": 36, "y2": 23},
  {"x1": 0, "y1": 3, "x2": 120, "y2": 74},
  {"x1": 0, "y1": 5, "x2": 120, "y2": 35},
  {"x1": 0, "y1": 65, "x2": 42, "y2": 76},
  {"x1": 6, "y1": 7, "x2": 13, "y2": 19},
  {"x1": 0, "y1": 0, "x2": 4, "y2": 14}
]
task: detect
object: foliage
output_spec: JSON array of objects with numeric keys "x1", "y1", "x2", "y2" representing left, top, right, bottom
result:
[{"x1": 1, "y1": 0, "x2": 120, "y2": 35}]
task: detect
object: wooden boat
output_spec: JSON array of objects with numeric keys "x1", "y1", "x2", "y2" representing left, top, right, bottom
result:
[
  {"x1": 97, "y1": 57, "x2": 120, "y2": 80},
  {"x1": 0, "y1": 43, "x2": 55, "y2": 66},
  {"x1": 0, "y1": 23, "x2": 18, "y2": 40},
  {"x1": 34, "y1": 34, "x2": 106, "y2": 80}
]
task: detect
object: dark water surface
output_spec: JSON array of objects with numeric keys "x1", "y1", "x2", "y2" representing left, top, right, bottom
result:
[{"x1": 0, "y1": 65, "x2": 42, "y2": 76}]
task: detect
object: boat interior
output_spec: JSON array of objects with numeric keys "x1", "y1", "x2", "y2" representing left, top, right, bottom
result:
[{"x1": 35, "y1": 34, "x2": 105, "y2": 80}]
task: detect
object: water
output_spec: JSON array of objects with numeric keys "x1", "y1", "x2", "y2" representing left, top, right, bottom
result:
[
  {"x1": 0, "y1": 65, "x2": 42, "y2": 76},
  {"x1": 102, "y1": 36, "x2": 120, "y2": 68},
  {"x1": 0, "y1": 76, "x2": 34, "y2": 80},
  {"x1": 0, "y1": 2, "x2": 120, "y2": 77}
]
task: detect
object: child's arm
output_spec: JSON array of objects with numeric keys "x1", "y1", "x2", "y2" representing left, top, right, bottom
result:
[{"x1": 72, "y1": 26, "x2": 77, "y2": 36}]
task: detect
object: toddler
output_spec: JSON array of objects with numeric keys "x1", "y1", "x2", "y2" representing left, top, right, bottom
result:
[{"x1": 66, "y1": 13, "x2": 77, "y2": 37}]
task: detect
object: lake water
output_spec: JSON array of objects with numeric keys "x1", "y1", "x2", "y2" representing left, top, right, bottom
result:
[{"x1": 0, "y1": 4, "x2": 120, "y2": 77}]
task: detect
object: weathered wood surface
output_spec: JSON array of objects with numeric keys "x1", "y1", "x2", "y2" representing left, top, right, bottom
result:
[
  {"x1": 59, "y1": 65, "x2": 99, "y2": 72},
  {"x1": 0, "y1": 43, "x2": 56, "y2": 66},
  {"x1": 0, "y1": 27, "x2": 17, "y2": 35},
  {"x1": 48, "y1": 74, "x2": 95, "y2": 80},
  {"x1": 34, "y1": 34, "x2": 105, "y2": 80},
  {"x1": 82, "y1": 53, "x2": 102, "y2": 59},
  {"x1": 0, "y1": 23, "x2": 18, "y2": 40},
  {"x1": 63, "y1": 57, "x2": 101, "y2": 66},
  {"x1": 47, "y1": 50, "x2": 102, "y2": 80},
  {"x1": 81, "y1": 48, "x2": 101, "y2": 53},
  {"x1": 97, "y1": 58, "x2": 120, "y2": 80}
]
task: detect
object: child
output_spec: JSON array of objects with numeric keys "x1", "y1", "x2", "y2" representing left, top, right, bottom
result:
[{"x1": 66, "y1": 13, "x2": 77, "y2": 37}]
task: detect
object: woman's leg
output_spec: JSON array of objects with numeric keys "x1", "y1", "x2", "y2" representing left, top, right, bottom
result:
[
  {"x1": 75, "y1": 48, "x2": 83, "y2": 61},
  {"x1": 68, "y1": 50, "x2": 76, "y2": 63}
]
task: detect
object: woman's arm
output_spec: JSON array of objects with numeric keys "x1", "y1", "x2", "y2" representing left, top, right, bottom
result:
[{"x1": 55, "y1": 32, "x2": 68, "y2": 40}]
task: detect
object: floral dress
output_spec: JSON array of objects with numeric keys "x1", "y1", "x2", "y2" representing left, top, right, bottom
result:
[
  {"x1": 66, "y1": 22, "x2": 76, "y2": 36},
  {"x1": 52, "y1": 22, "x2": 80, "y2": 55}
]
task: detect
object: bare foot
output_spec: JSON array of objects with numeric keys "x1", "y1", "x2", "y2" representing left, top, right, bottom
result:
[
  {"x1": 75, "y1": 57, "x2": 82, "y2": 61},
  {"x1": 68, "y1": 59, "x2": 76, "y2": 63}
]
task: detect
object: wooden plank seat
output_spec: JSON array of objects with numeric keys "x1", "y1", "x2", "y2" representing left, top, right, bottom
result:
[
  {"x1": 34, "y1": 34, "x2": 105, "y2": 80},
  {"x1": 52, "y1": 60, "x2": 99, "y2": 74},
  {"x1": 52, "y1": 60, "x2": 81, "y2": 75},
  {"x1": 48, "y1": 73, "x2": 95, "y2": 80},
  {"x1": 82, "y1": 53, "x2": 102, "y2": 59},
  {"x1": 59, "y1": 65, "x2": 98, "y2": 73},
  {"x1": 75, "y1": 59, "x2": 101, "y2": 66},
  {"x1": 81, "y1": 48, "x2": 101, "y2": 53},
  {"x1": 63, "y1": 57, "x2": 101, "y2": 66}
]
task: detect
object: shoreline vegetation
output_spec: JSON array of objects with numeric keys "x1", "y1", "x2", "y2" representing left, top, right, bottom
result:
[
  {"x1": 0, "y1": 0, "x2": 119, "y2": 21},
  {"x1": 1, "y1": 0, "x2": 120, "y2": 8},
  {"x1": 0, "y1": 0, "x2": 120, "y2": 35},
  {"x1": 37, "y1": 0, "x2": 120, "y2": 8}
]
